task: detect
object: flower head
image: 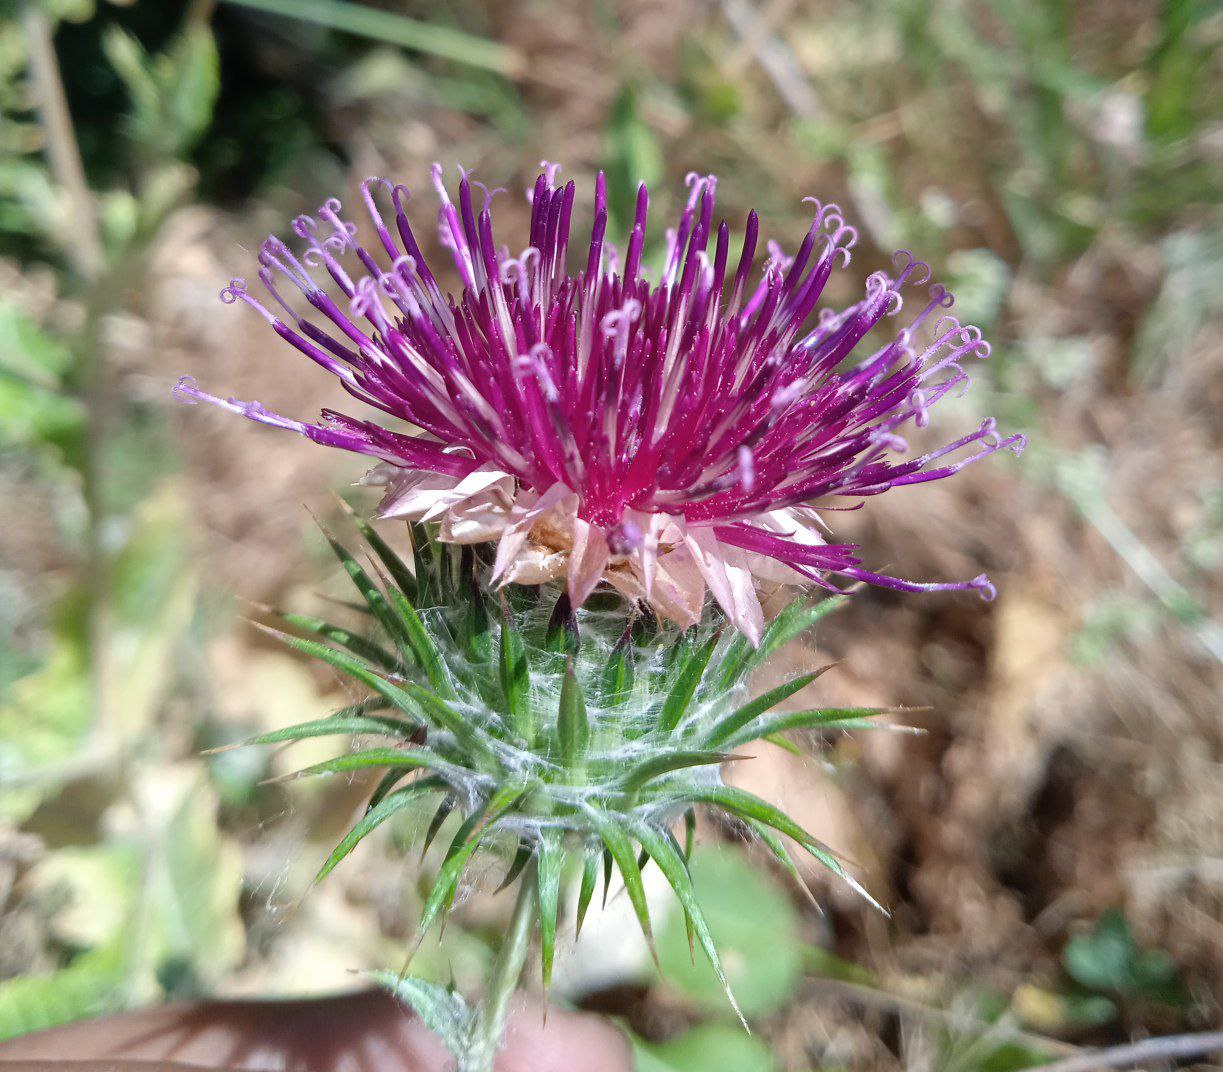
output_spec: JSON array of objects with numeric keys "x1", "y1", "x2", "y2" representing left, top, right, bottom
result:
[{"x1": 178, "y1": 164, "x2": 1024, "y2": 642}]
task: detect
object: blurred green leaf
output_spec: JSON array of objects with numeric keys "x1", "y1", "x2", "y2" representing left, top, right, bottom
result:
[
  {"x1": 1012, "y1": 981, "x2": 1117, "y2": 1033},
  {"x1": 105, "y1": 483, "x2": 196, "y2": 736},
  {"x1": 220, "y1": 0, "x2": 522, "y2": 76},
  {"x1": 36, "y1": 0, "x2": 96, "y2": 23},
  {"x1": 20, "y1": 776, "x2": 243, "y2": 1009},
  {"x1": 0, "y1": 370, "x2": 85, "y2": 465},
  {"x1": 657, "y1": 846, "x2": 801, "y2": 1019},
  {"x1": 1133, "y1": 230, "x2": 1223, "y2": 381},
  {"x1": 0, "y1": 942, "x2": 126, "y2": 1042},
  {"x1": 943, "y1": 248, "x2": 1013, "y2": 330},
  {"x1": 0, "y1": 302, "x2": 84, "y2": 467},
  {"x1": 1063, "y1": 910, "x2": 1188, "y2": 1007},
  {"x1": 0, "y1": 301, "x2": 72, "y2": 380},
  {"x1": 30, "y1": 843, "x2": 143, "y2": 948},
  {"x1": 1145, "y1": 0, "x2": 1213, "y2": 144},
  {"x1": 149, "y1": 778, "x2": 246, "y2": 986},
  {"x1": 1071, "y1": 594, "x2": 1160, "y2": 666},
  {"x1": 103, "y1": 22, "x2": 219, "y2": 161},
  {"x1": 162, "y1": 24, "x2": 220, "y2": 156},
  {"x1": 0, "y1": 481, "x2": 195, "y2": 822},
  {"x1": 0, "y1": 595, "x2": 90, "y2": 823},
  {"x1": 632, "y1": 1023, "x2": 777, "y2": 1072},
  {"x1": 604, "y1": 84, "x2": 663, "y2": 232}
]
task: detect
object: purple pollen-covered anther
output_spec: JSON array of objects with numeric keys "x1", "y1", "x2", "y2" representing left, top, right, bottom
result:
[{"x1": 177, "y1": 164, "x2": 1025, "y2": 641}]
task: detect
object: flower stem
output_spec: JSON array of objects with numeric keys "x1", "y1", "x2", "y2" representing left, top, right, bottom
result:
[{"x1": 460, "y1": 868, "x2": 537, "y2": 1072}]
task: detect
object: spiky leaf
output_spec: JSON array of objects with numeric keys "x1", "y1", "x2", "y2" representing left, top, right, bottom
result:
[
  {"x1": 545, "y1": 592, "x2": 580, "y2": 655},
  {"x1": 315, "y1": 777, "x2": 444, "y2": 883},
  {"x1": 703, "y1": 665, "x2": 835, "y2": 748},
  {"x1": 400, "y1": 682, "x2": 498, "y2": 768},
  {"x1": 576, "y1": 839, "x2": 600, "y2": 939},
  {"x1": 460, "y1": 550, "x2": 493, "y2": 662},
  {"x1": 583, "y1": 807, "x2": 656, "y2": 962},
  {"x1": 723, "y1": 706, "x2": 900, "y2": 748},
  {"x1": 498, "y1": 599, "x2": 532, "y2": 744},
  {"x1": 658, "y1": 632, "x2": 720, "y2": 733},
  {"x1": 318, "y1": 524, "x2": 414, "y2": 656},
  {"x1": 210, "y1": 703, "x2": 403, "y2": 752},
  {"x1": 369, "y1": 972, "x2": 471, "y2": 1056},
  {"x1": 684, "y1": 785, "x2": 885, "y2": 913},
  {"x1": 273, "y1": 609, "x2": 399, "y2": 671},
  {"x1": 599, "y1": 625, "x2": 635, "y2": 708},
  {"x1": 626, "y1": 817, "x2": 745, "y2": 1028},
  {"x1": 557, "y1": 658, "x2": 589, "y2": 773},
  {"x1": 270, "y1": 747, "x2": 452, "y2": 783},
  {"x1": 384, "y1": 585, "x2": 453, "y2": 698},
  {"x1": 417, "y1": 785, "x2": 525, "y2": 939},
  {"x1": 536, "y1": 827, "x2": 564, "y2": 993},
  {"x1": 336, "y1": 497, "x2": 418, "y2": 601},
  {"x1": 620, "y1": 750, "x2": 729, "y2": 794},
  {"x1": 715, "y1": 596, "x2": 846, "y2": 692}
]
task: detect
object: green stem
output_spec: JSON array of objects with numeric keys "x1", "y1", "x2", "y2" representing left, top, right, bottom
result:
[{"x1": 460, "y1": 869, "x2": 537, "y2": 1072}]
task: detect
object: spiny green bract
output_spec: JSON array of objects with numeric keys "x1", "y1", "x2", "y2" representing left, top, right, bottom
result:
[{"x1": 229, "y1": 510, "x2": 894, "y2": 1019}]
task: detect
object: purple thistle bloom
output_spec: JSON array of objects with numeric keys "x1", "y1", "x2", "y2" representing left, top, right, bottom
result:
[{"x1": 177, "y1": 164, "x2": 1024, "y2": 641}]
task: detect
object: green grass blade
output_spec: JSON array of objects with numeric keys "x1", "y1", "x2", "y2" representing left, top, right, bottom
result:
[{"x1": 315, "y1": 776, "x2": 444, "y2": 883}]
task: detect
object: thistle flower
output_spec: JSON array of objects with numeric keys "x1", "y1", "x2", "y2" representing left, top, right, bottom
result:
[{"x1": 177, "y1": 164, "x2": 1024, "y2": 642}]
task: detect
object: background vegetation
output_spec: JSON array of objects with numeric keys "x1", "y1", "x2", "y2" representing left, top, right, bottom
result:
[{"x1": 0, "y1": 1, "x2": 1219, "y2": 1068}]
